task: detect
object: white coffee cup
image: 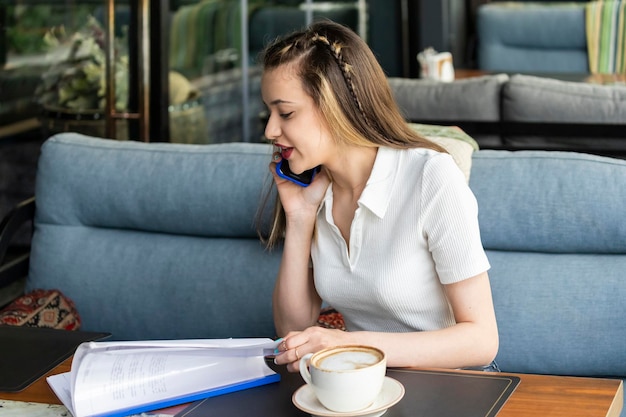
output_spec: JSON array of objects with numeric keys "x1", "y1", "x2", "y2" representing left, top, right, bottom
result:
[{"x1": 299, "y1": 345, "x2": 386, "y2": 413}]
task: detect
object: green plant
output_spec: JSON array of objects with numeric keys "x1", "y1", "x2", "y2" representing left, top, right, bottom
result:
[
  {"x1": 34, "y1": 16, "x2": 128, "y2": 112},
  {"x1": 6, "y1": 5, "x2": 95, "y2": 55}
]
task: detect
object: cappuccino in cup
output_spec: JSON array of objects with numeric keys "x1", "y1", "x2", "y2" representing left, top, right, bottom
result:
[{"x1": 299, "y1": 345, "x2": 386, "y2": 413}]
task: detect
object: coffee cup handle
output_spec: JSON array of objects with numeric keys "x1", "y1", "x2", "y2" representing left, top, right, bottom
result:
[{"x1": 299, "y1": 353, "x2": 314, "y2": 385}]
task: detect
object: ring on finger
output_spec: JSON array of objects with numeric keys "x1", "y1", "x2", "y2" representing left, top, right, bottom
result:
[{"x1": 295, "y1": 347, "x2": 300, "y2": 360}]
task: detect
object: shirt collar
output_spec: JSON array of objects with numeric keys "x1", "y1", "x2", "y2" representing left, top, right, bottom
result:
[
  {"x1": 319, "y1": 147, "x2": 400, "y2": 219},
  {"x1": 359, "y1": 147, "x2": 399, "y2": 218}
]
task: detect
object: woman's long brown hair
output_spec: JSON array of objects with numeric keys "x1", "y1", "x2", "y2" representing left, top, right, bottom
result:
[{"x1": 257, "y1": 20, "x2": 445, "y2": 249}]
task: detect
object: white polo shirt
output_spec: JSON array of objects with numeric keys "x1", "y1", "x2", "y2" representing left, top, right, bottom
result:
[{"x1": 311, "y1": 146, "x2": 490, "y2": 332}]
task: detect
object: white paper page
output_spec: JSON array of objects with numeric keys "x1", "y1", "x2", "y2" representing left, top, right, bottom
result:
[
  {"x1": 70, "y1": 345, "x2": 277, "y2": 417},
  {"x1": 67, "y1": 338, "x2": 280, "y2": 414},
  {"x1": 71, "y1": 338, "x2": 277, "y2": 371},
  {"x1": 81, "y1": 338, "x2": 278, "y2": 351},
  {"x1": 47, "y1": 373, "x2": 76, "y2": 416}
]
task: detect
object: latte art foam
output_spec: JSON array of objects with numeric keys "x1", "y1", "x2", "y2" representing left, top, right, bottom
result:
[{"x1": 318, "y1": 350, "x2": 381, "y2": 371}]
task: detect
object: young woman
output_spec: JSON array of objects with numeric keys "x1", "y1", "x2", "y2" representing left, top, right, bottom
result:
[{"x1": 260, "y1": 20, "x2": 498, "y2": 372}]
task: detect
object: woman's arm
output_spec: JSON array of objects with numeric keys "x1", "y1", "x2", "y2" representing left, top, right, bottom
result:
[
  {"x1": 275, "y1": 271, "x2": 499, "y2": 372},
  {"x1": 270, "y1": 161, "x2": 330, "y2": 336},
  {"x1": 272, "y1": 222, "x2": 322, "y2": 335}
]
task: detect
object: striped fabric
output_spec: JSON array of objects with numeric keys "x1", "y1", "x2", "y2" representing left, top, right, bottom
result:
[{"x1": 586, "y1": 0, "x2": 626, "y2": 74}]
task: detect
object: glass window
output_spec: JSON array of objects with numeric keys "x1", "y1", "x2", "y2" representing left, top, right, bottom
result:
[
  {"x1": 1, "y1": 1, "x2": 131, "y2": 139},
  {"x1": 1, "y1": 1, "x2": 367, "y2": 143},
  {"x1": 169, "y1": 0, "x2": 365, "y2": 144}
]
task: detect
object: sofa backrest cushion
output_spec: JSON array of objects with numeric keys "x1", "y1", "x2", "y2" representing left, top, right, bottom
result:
[
  {"x1": 470, "y1": 150, "x2": 626, "y2": 253},
  {"x1": 27, "y1": 134, "x2": 281, "y2": 340},
  {"x1": 477, "y1": 3, "x2": 589, "y2": 73},
  {"x1": 485, "y1": 249, "x2": 626, "y2": 377},
  {"x1": 470, "y1": 150, "x2": 626, "y2": 377}
]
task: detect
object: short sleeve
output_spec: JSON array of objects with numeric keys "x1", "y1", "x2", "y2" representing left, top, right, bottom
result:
[{"x1": 420, "y1": 153, "x2": 490, "y2": 284}]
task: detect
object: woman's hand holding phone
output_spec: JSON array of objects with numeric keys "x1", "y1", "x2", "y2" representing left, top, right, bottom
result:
[
  {"x1": 276, "y1": 159, "x2": 320, "y2": 187},
  {"x1": 270, "y1": 154, "x2": 329, "y2": 218}
]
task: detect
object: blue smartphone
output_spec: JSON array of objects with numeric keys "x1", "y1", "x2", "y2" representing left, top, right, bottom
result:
[{"x1": 276, "y1": 160, "x2": 321, "y2": 187}]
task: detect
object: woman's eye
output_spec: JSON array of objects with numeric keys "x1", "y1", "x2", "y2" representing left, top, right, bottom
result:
[{"x1": 280, "y1": 112, "x2": 294, "y2": 119}]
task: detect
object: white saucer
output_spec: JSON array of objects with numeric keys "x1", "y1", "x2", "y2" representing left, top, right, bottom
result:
[{"x1": 292, "y1": 377, "x2": 405, "y2": 417}]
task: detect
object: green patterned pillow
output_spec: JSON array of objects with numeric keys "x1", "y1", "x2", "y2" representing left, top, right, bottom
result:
[{"x1": 409, "y1": 123, "x2": 479, "y2": 182}]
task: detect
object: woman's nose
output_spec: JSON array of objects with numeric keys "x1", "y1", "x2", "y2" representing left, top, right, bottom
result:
[{"x1": 264, "y1": 113, "x2": 280, "y2": 141}]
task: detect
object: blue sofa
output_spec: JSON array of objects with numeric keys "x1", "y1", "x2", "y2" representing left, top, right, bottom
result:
[
  {"x1": 0, "y1": 133, "x2": 624, "y2": 414},
  {"x1": 477, "y1": 2, "x2": 590, "y2": 73}
]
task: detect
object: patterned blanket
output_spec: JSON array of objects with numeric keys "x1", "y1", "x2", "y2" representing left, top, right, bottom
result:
[{"x1": 586, "y1": 0, "x2": 626, "y2": 74}]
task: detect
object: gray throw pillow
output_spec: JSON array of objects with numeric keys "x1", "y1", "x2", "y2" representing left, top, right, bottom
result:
[
  {"x1": 502, "y1": 74, "x2": 626, "y2": 123},
  {"x1": 388, "y1": 74, "x2": 509, "y2": 122},
  {"x1": 501, "y1": 74, "x2": 626, "y2": 151}
]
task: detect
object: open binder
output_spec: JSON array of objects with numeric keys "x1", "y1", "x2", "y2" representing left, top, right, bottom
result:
[{"x1": 46, "y1": 338, "x2": 280, "y2": 417}]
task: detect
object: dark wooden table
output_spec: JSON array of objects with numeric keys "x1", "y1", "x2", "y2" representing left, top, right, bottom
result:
[{"x1": 1, "y1": 357, "x2": 622, "y2": 417}]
